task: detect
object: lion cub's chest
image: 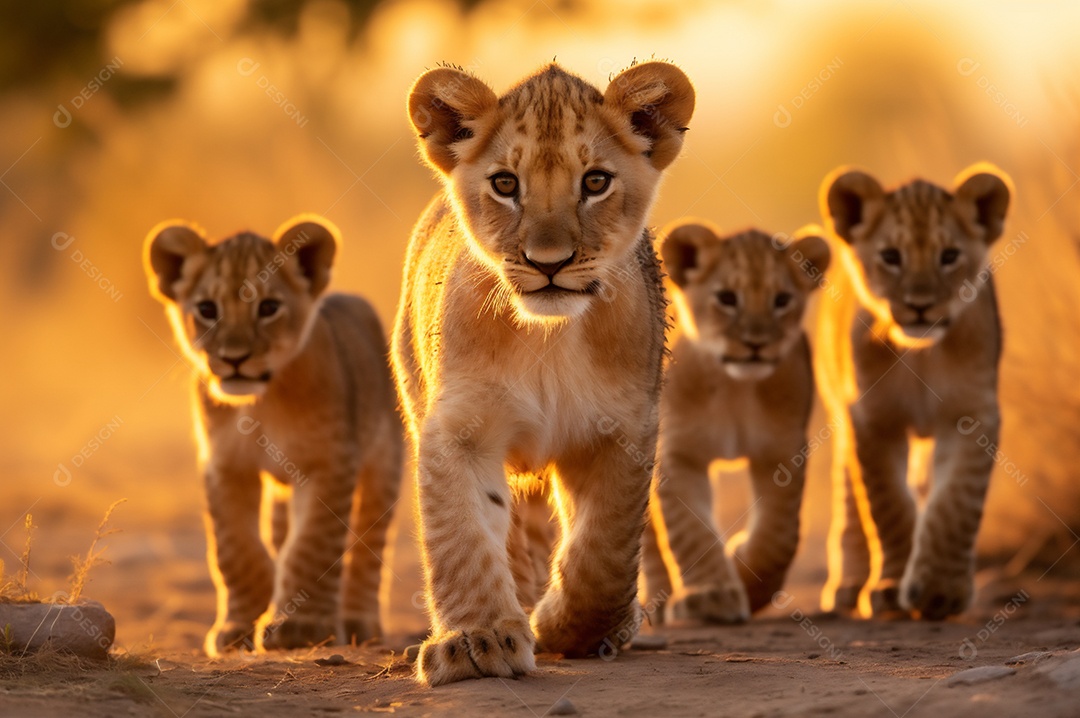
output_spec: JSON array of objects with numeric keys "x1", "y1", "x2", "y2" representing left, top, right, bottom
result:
[
  {"x1": 666, "y1": 341, "x2": 810, "y2": 461},
  {"x1": 851, "y1": 308, "x2": 1000, "y2": 435},
  {"x1": 448, "y1": 318, "x2": 635, "y2": 472}
]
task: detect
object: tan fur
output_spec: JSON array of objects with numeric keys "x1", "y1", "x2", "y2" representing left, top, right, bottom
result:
[
  {"x1": 395, "y1": 61, "x2": 694, "y2": 685},
  {"x1": 817, "y1": 164, "x2": 1010, "y2": 619},
  {"x1": 144, "y1": 216, "x2": 402, "y2": 652},
  {"x1": 643, "y1": 221, "x2": 830, "y2": 623}
]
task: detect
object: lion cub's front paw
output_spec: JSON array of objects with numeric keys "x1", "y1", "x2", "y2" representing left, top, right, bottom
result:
[
  {"x1": 667, "y1": 582, "x2": 750, "y2": 625},
  {"x1": 869, "y1": 580, "x2": 909, "y2": 619},
  {"x1": 830, "y1": 584, "x2": 864, "y2": 616},
  {"x1": 417, "y1": 617, "x2": 536, "y2": 686},
  {"x1": 900, "y1": 562, "x2": 974, "y2": 620},
  {"x1": 210, "y1": 622, "x2": 256, "y2": 653},
  {"x1": 262, "y1": 616, "x2": 338, "y2": 650},
  {"x1": 343, "y1": 613, "x2": 381, "y2": 645}
]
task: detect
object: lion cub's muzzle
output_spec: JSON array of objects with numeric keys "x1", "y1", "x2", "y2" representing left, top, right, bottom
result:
[
  {"x1": 892, "y1": 301, "x2": 951, "y2": 341},
  {"x1": 720, "y1": 339, "x2": 782, "y2": 381},
  {"x1": 208, "y1": 353, "x2": 273, "y2": 396}
]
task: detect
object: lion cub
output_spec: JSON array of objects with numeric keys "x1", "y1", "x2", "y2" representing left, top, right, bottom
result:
[
  {"x1": 395, "y1": 61, "x2": 694, "y2": 685},
  {"x1": 144, "y1": 216, "x2": 402, "y2": 653},
  {"x1": 817, "y1": 165, "x2": 1011, "y2": 619},
  {"x1": 643, "y1": 221, "x2": 830, "y2": 623}
]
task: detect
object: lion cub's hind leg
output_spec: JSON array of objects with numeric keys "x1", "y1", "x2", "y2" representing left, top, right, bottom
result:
[
  {"x1": 507, "y1": 487, "x2": 555, "y2": 613},
  {"x1": 850, "y1": 417, "x2": 917, "y2": 616},
  {"x1": 263, "y1": 466, "x2": 357, "y2": 649},
  {"x1": 640, "y1": 505, "x2": 673, "y2": 625},
  {"x1": 900, "y1": 414, "x2": 997, "y2": 619},
  {"x1": 342, "y1": 435, "x2": 403, "y2": 644},
  {"x1": 828, "y1": 470, "x2": 874, "y2": 615},
  {"x1": 653, "y1": 451, "x2": 750, "y2": 625},
  {"x1": 205, "y1": 465, "x2": 275, "y2": 654},
  {"x1": 732, "y1": 453, "x2": 806, "y2": 612},
  {"x1": 531, "y1": 441, "x2": 657, "y2": 657}
]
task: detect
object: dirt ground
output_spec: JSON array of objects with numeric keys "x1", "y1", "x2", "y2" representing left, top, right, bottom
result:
[{"x1": 3, "y1": 504, "x2": 1080, "y2": 718}]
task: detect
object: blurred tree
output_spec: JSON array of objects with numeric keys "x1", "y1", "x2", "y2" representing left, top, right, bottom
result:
[{"x1": 0, "y1": 0, "x2": 489, "y2": 102}]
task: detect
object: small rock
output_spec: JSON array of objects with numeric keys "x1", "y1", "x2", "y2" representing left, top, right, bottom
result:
[
  {"x1": 1036, "y1": 651, "x2": 1080, "y2": 691},
  {"x1": 1005, "y1": 651, "x2": 1053, "y2": 666},
  {"x1": 947, "y1": 665, "x2": 1016, "y2": 687},
  {"x1": 807, "y1": 653, "x2": 820, "y2": 659},
  {"x1": 405, "y1": 644, "x2": 421, "y2": 663},
  {"x1": 630, "y1": 634, "x2": 667, "y2": 651},
  {"x1": 548, "y1": 697, "x2": 578, "y2": 715},
  {"x1": 0, "y1": 600, "x2": 114, "y2": 659},
  {"x1": 314, "y1": 654, "x2": 349, "y2": 667}
]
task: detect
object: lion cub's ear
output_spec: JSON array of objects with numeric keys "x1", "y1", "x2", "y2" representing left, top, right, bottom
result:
[
  {"x1": 604, "y1": 62, "x2": 695, "y2": 170},
  {"x1": 408, "y1": 67, "x2": 499, "y2": 175},
  {"x1": 821, "y1": 168, "x2": 885, "y2": 245},
  {"x1": 953, "y1": 163, "x2": 1011, "y2": 244},
  {"x1": 659, "y1": 221, "x2": 716, "y2": 288},
  {"x1": 145, "y1": 221, "x2": 208, "y2": 303},
  {"x1": 788, "y1": 234, "x2": 831, "y2": 292},
  {"x1": 273, "y1": 214, "x2": 339, "y2": 298}
]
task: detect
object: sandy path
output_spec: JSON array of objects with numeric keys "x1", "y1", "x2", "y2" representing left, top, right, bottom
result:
[{"x1": 3, "y1": 496, "x2": 1078, "y2": 717}]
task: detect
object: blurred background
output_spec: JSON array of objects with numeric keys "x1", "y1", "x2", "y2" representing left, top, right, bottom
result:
[{"x1": 2, "y1": 0, "x2": 1079, "y2": 651}]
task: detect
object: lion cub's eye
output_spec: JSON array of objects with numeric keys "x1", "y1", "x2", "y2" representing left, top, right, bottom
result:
[
  {"x1": 582, "y1": 170, "x2": 613, "y2": 197},
  {"x1": 195, "y1": 300, "x2": 218, "y2": 321},
  {"x1": 717, "y1": 290, "x2": 738, "y2": 308},
  {"x1": 258, "y1": 299, "x2": 282, "y2": 318},
  {"x1": 940, "y1": 248, "x2": 960, "y2": 266},
  {"x1": 774, "y1": 292, "x2": 793, "y2": 310},
  {"x1": 879, "y1": 248, "x2": 902, "y2": 267},
  {"x1": 490, "y1": 173, "x2": 519, "y2": 198}
]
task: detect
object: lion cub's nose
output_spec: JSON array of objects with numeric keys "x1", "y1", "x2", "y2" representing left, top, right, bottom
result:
[
  {"x1": 525, "y1": 251, "x2": 575, "y2": 278},
  {"x1": 218, "y1": 347, "x2": 252, "y2": 369}
]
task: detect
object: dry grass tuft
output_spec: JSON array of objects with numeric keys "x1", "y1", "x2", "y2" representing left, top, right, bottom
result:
[
  {"x1": 66, "y1": 499, "x2": 126, "y2": 604},
  {"x1": 0, "y1": 515, "x2": 39, "y2": 604}
]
